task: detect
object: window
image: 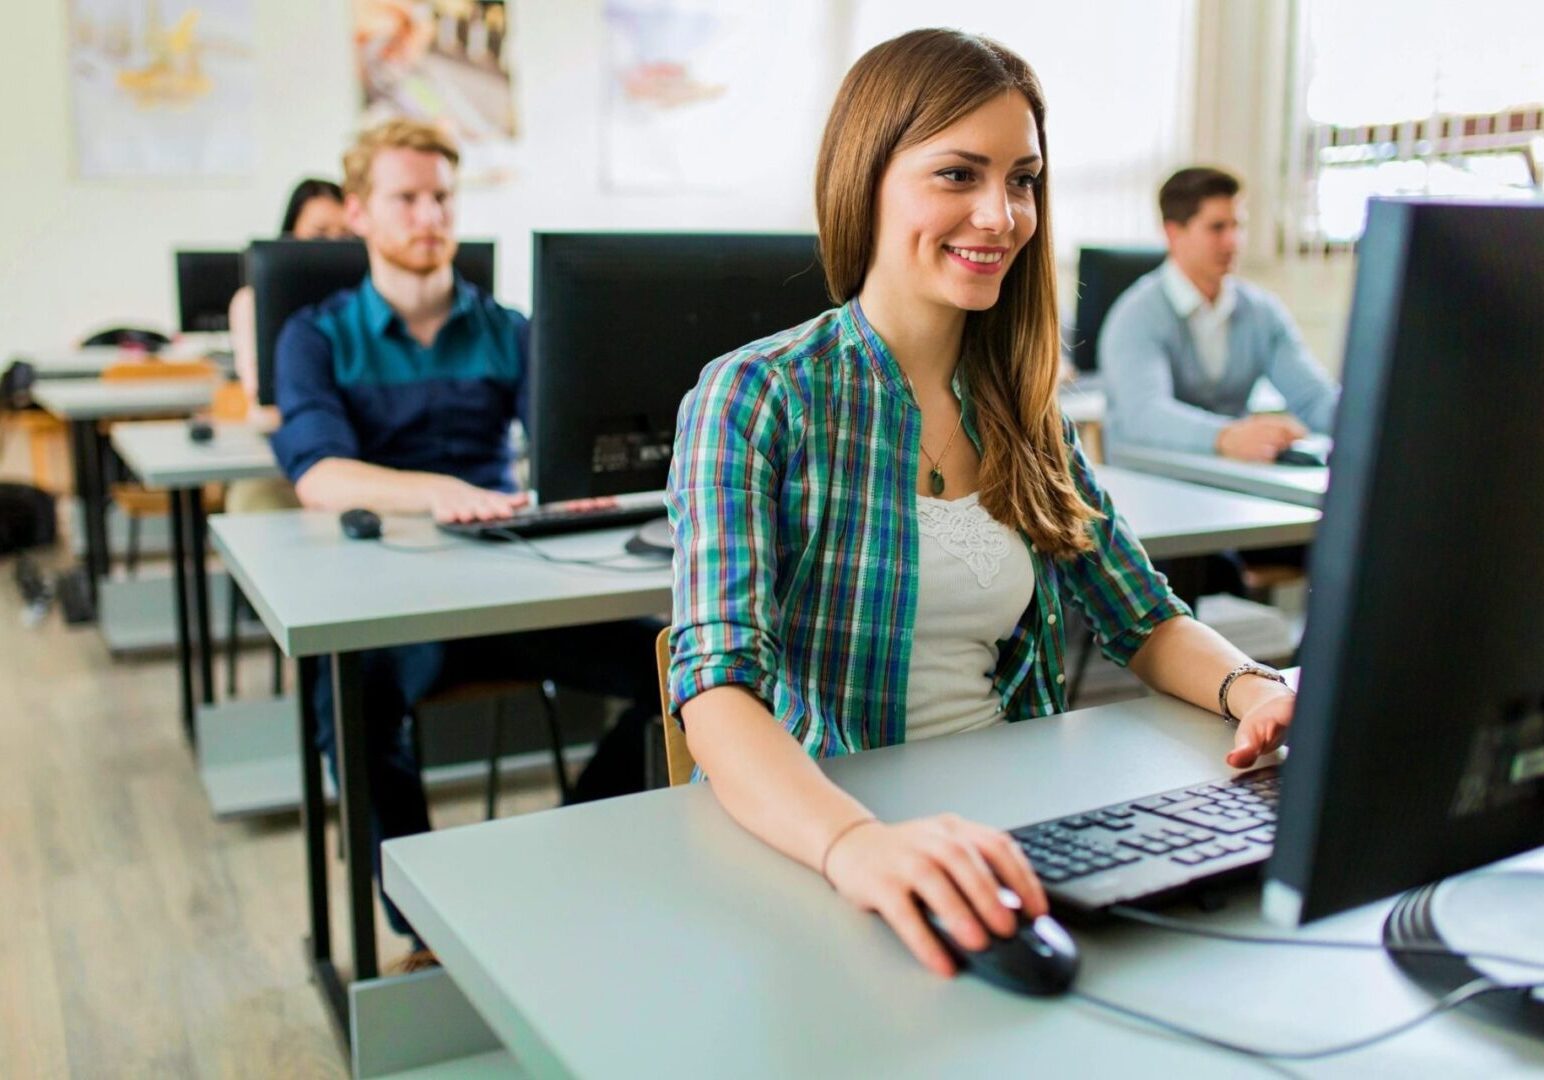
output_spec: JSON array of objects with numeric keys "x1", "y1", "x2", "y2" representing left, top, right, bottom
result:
[{"x1": 1290, "y1": 1, "x2": 1544, "y2": 248}]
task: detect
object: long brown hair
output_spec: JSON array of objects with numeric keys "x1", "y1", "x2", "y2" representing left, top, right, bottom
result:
[{"x1": 815, "y1": 29, "x2": 1099, "y2": 558}]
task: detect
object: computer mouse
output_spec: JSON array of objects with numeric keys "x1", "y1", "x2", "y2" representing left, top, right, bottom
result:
[
  {"x1": 338, "y1": 508, "x2": 382, "y2": 541},
  {"x1": 187, "y1": 418, "x2": 214, "y2": 443},
  {"x1": 923, "y1": 886, "x2": 1080, "y2": 996},
  {"x1": 1274, "y1": 446, "x2": 1326, "y2": 467}
]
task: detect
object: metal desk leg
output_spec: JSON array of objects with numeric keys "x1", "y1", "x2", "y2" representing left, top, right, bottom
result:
[
  {"x1": 83, "y1": 423, "x2": 112, "y2": 584},
  {"x1": 187, "y1": 486, "x2": 215, "y2": 706},
  {"x1": 333, "y1": 650, "x2": 379, "y2": 983},
  {"x1": 63, "y1": 418, "x2": 104, "y2": 614},
  {"x1": 168, "y1": 489, "x2": 196, "y2": 745},
  {"x1": 298, "y1": 655, "x2": 347, "y2": 1049}
]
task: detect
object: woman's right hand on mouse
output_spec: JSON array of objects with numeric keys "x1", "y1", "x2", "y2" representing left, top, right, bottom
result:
[{"x1": 822, "y1": 814, "x2": 1047, "y2": 976}]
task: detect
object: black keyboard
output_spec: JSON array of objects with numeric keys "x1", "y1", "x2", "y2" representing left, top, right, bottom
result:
[
  {"x1": 436, "y1": 502, "x2": 666, "y2": 540},
  {"x1": 1011, "y1": 766, "x2": 1280, "y2": 913}
]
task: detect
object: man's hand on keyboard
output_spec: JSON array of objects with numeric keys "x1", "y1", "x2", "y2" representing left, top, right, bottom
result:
[
  {"x1": 428, "y1": 478, "x2": 530, "y2": 524},
  {"x1": 1227, "y1": 688, "x2": 1294, "y2": 769}
]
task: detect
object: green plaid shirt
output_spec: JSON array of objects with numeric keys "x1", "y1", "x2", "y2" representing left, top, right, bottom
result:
[{"x1": 667, "y1": 300, "x2": 1190, "y2": 759}]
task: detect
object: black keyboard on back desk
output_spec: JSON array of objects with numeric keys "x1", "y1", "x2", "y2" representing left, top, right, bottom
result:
[
  {"x1": 1011, "y1": 766, "x2": 1280, "y2": 914},
  {"x1": 436, "y1": 502, "x2": 666, "y2": 540}
]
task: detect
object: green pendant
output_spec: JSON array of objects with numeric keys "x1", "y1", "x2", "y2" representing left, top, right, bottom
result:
[{"x1": 929, "y1": 468, "x2": 945, "y2": 496}]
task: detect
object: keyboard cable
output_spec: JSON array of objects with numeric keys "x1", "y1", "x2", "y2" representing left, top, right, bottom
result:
[{"x1": 1071, "y1": 976, "x2": 1533, "y2": 1062}]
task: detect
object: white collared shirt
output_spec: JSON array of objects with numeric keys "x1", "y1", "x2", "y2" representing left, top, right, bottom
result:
[{"x1": 1161, "y1": 259, "x2": 1238, "y2": 383}]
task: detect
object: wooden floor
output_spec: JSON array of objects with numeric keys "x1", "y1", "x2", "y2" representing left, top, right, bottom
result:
[{"x1": 0, "y1": 548, "x2": 564, "y2": 1078}]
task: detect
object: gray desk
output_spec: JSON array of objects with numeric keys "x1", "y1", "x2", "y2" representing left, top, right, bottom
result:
[
  {"x1": 1107, "y1": 443, "x2": 1328, "y2": 509},
  {"x1": 110, "y1": 420, "x2": 280, "y2": 745},
  {"x1": 210, "y1": 470, "x2": 1317, "y2": 1060},
  {"x1": 384, "y1": 694, "x2": 1543, "y2": 1079},
  {"x1": 209, "y1": 511, "x2": 675, "y2": 1047},
  {"x1": 8, "y1": 344, "x2": 123, "y2": 378},
  {"x1": 31, "y1": 378, "x2": 218, "y2": 618},
  {"x1": 1096, "y1": 466, "x2": 1316, "y2": 559}
]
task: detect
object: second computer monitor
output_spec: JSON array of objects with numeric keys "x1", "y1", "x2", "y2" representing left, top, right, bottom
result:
[
  {"x1": 529, "y1": 233, "x2": 831, "y2": 503},
  {"x1": 175, "y1": 250, "x2": 244, "y2": 333}
]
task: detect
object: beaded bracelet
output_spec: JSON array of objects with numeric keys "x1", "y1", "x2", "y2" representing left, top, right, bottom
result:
[{"x1": 1218, "y1": 663, "x2": 1288, "y2": 724}]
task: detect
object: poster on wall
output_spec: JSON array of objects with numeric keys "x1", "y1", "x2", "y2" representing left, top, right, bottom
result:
[
  {"x1": 68, "y1": 0, "x2": 257, "y2": 178},
  {"x1": 603, "y1": 0, "x2": 775, "y2": 192},
  {"x1": 354, "y1": 0, "x2": 520, "y2": 184}
]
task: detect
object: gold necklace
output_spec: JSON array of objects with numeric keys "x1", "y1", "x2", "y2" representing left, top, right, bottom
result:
[{"x1": 905, "y1": 375, "x2": 964, "y2": 496}]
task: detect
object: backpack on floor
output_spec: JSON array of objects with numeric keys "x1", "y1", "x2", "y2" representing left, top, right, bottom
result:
[{"x1": 0, "y1": 482, "x2": 56, "y2": 555}]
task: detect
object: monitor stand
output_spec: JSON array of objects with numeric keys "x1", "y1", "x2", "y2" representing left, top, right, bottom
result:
[{"x1": 1383, "y1": 869, "x2": 1544, "y2": 1036}]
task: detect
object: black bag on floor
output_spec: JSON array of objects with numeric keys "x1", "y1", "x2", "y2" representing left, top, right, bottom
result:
[{"x1": 0, "y1": 482, "x2": 56, "y2": 555}]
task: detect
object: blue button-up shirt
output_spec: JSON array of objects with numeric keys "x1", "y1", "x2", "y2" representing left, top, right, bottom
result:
[{"x1": 271, "y1": 275, "x2": 528, "y2": 491}]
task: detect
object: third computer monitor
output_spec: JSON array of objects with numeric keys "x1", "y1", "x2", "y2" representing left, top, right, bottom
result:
[
  {"x1": 528, "y1": 232, "x2": 831, "y2": 503},
  {"x1": 175, "y1": 250, "x2": 244, "y2": 333}
]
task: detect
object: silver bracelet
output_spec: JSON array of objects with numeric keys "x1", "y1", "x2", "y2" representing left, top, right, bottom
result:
[{"x1": 1218, "y1": 663, "x2": 1287, "y2": 724}]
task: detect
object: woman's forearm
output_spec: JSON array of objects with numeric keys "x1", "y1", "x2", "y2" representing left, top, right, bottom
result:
[
  {"x1": 1126, "y1": 615, "x2": 1292, "y2": 717},
  {"x1": 682, "y1": 685, "x2": 875, "y2": 872}
]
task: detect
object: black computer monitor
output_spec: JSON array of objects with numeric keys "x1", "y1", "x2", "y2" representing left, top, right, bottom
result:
[
  {"x1": 1070, "y1": 246, "x2": 1166, "y2": 373},
  {"x1": 1265, "y1": 199, "x2": 1544, "y2": 934},
  {"x1": 175, "y1": 250, "x2": 244, "y2": 333},
  {"x1": 248, "y1": 239, "x2": 495, "y2": 406},
  {"x1": 528, "y1": 233, "x2": 831, "y2": 502}
]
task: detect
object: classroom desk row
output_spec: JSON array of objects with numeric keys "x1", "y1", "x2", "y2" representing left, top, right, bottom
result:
[
  {"x1": 30, "y1": 376, "x2": 217, "y2": 619},
  {"x1": 383, "y1": 691, "x2": 1544, "y2": 1079},
  {"x1": 208, "y1": 466, "x2": 1321, "y2": 1060},
  {"x1": 109, "y1": 420, "x2": 282, "y2": 740}
]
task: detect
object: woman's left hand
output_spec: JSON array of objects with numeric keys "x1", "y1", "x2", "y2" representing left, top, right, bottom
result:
[{"x1": 1226, "y1": 690, "x2": 1294, "y2": 769}]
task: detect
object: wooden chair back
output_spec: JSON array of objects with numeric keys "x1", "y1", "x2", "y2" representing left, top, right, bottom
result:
[
  {"x1": 101, "y1": 359, "x2": 218, "y2": 381},
  {"x1": 655, "y1": 627, "x2": 697, "y2": 786}
]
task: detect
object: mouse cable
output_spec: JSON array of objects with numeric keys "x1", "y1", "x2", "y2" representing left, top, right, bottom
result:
[
  {"x1": 1071, "y1": 976, "x2": 1536, "y2": 1061},
  {"x1": 1107, "y1": 903, "x2": 1544, "y2": 971},
  {"x1": 486, "y1": 527, "x2": 670, "y2": 573}
]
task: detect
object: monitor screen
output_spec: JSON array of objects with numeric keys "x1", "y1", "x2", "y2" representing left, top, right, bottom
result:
[
  {"x1": 529, "y1": 233, "x2": 831, "y2": 502},
  {"x1": 248, "y1": 239, "x2": 495, "y2": 406},
  {"x1": 1265, "y1": 198, "x2": 1544, "y2": 926},
  {"x1": 1070, "y1": 246, "x2": 1166, "y2": 373},
  {"x1": 175, "y1": 250, "x2": 244, "y2": 333}
]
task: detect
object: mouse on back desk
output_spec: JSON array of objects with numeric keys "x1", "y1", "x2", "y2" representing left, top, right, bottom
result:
[
  {"x1": 1274, "y1": 446, "x2": 1326, "y2": 467},
  {"x1": 339, "y1": 508, "x2": 382, "y2": 540}
]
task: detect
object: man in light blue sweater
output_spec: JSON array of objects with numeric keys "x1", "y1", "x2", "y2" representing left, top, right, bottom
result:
[{"x1": 1100, "y1": 167, "x2": 1340, "y2": 461}]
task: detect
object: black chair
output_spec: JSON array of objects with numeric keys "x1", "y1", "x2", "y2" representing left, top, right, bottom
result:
[
  {"x1": 230, "y1": 239, "x2": 499, "y2": 702},
  {"x1": 1068, "y1": 246, "x2": 1166, "y2": 374},
  {"x1": 246, "y1": 238, "x2": 495, "y2": 408},
  {"x1": 244, "y1": 238, "x2": 565, "y2": 810},
  {"x1": 80, "y1": 326, "x2": 172, "y2": 352}
]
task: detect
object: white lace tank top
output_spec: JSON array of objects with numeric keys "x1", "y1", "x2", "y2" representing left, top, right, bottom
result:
[{"x1": 906, "y1": 492, "x2": 1036, "y2": 742}]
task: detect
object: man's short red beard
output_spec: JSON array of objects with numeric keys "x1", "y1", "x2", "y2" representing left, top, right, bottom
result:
[{"x1": 375, "y1": 234, "x2": 459, "y2": 276}]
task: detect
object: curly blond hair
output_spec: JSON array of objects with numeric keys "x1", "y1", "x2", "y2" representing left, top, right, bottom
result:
[{"x1": 342, "y1": 119, "x2": 460, "y2": 200}]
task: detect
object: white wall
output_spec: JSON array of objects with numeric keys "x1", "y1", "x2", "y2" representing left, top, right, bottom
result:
[
  {"x1": 0, "y1": 0, "x2": 841, "y2": 348},
  {"x1": 850, "y1": 0, "x2": 1199, "y2": 251},
  {"x1": 2, "y1": 0, "x2": 1349, "y2": 364},
  {"x1": 0, "y1": 1, "x2": 357, "y2": 347}
]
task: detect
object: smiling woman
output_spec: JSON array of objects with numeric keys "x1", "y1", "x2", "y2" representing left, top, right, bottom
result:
[{"x1": 664, "y1": 28, "x2": 1299, "y2": 980}]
